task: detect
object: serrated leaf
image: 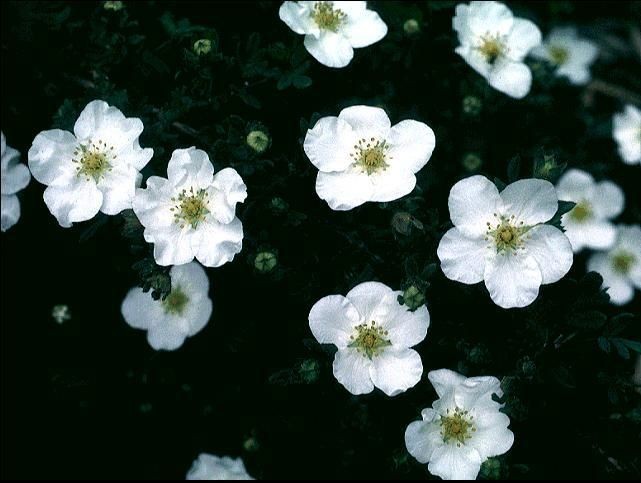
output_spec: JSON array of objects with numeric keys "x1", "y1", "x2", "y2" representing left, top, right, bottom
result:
[{"x1": 567, "y1": 310, "x2": 607, "y2": 329}]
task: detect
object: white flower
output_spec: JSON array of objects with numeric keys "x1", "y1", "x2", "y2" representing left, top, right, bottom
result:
[
  {"x1": 303, "y1": 105, "x2": 435, "y2": 210},
  {"x1": 556, "y1": 169, "x2": 624, "y2": 252},
  {"x1": 186, "y1": 454, "x2": 253, "y2": 480},
  {"x1": 132, "y1": 147, "x2": 247, "y2": 267},
  {"x1": 437, "y1": 175, "x2": 573, "y2": 309},
  {"x1": 27, "y1": 100, "x2": 153, "y2": 227},
  {"x1": 588, "y1": 225, "x2": 641, "y2": 306},
  {"x1": 613, "y1": 105, "x2": 641, "y2": 165},
  {"x1": 279, "y1": 1, "x2": 387, "y2": 68},
  {"x1": 453, "y1": 1, "x2": 542, "y2": 98},
  {"x1": 1, "y1": 132, "x2": 30, "y2": 232},
  {"x1": 308, "y1": 281, "x2": 430, "y2": 396},
  {"x1": 404, "y1": 369, "x2": 514, "y2": 480},
  {"x1": 121, "y1": 262, "x2": 212, "y2": 350},
  {"x1": 531, "y1": 27, "x2": 598, "y2": 85}
]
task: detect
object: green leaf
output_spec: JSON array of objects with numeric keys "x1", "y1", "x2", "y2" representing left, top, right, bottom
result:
[
  {"x1": 507, "y1": 155, "x2": 521, "y2": 183},
  {"x1": 567, "y1": 310, "x2": 607, "y2": 329},
  {"x1": 548, "y1": 200, "x2": 576, "y2": 230}
]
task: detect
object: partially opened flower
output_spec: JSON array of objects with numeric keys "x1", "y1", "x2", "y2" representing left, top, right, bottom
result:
[
  {"x1": 613, "y1": 105, "x2": 641, "y2": 165},
  {"x1": 309, "y1": 281, "x2": 430, "y2": 396},
  {"x1": 186, "y1": 453, "x2": 253, "y2": 480},
  {"x1": 437, "y1": 175, "x2": 573, "y2": 308},
  {"x1": 531, "y1": 27, "x2": 598, "y2": 85},
  {"x1": 556, "y1": 169, "x2": 624, "y2": 252},
  {"x1": 304, "y1": 105, "x2": 435, "y2": 210},
  {"x1": 279, "y1": 1, "x2": 387, "y2": 68},
  {"x1": 453, "y1": 1, "x2": 542, "y2": 98},
  {"x1": 1, "y1": 132, "x2": 30, "y2": 232},
  {"x1": 28, "y1": 100, "x2": 153, "y2": 227},
  {"x1": 405, "y1": 369, "x2": 514, "y2": 480},
  {"x1": 121, "y1": 262, "x2": 212, "y2": 351},
  {"x1": 587, "y1": 225, "x2": 641, "y2": 305},
  {"x1": 132, "y1": 147, "x2": 247, "y2": 267}
]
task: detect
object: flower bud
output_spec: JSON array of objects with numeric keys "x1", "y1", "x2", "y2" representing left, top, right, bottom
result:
[
  {"x1": 193, "y1": 39, "x2": 212, "y2": 56},
  {"x1": 403, "y1": 19, "x2": 421, "y2": 35},
  {"x1": 462, "y1": 95, "x2": 482, "y2": 116},
  {"x1": 246, "y1": 130, "x2": 270, "y2": 154},
  {"x1": 462, "y1": 153, "x2": 482, "y2": 172},
  {"x1": 402, "y1": 285, "x2": 425, "y2": 310},
  {"x1": 254, "y1": 251, "x2": 277, "y2": 273},
  {"x1": 103, "y1": 1, "x2": 123, "y2": 11}
]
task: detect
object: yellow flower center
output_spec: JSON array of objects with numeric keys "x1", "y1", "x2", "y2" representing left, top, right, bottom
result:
[
  {"x1": 348, "y1": 321, "x2": 391, "y2": 359},
  {"x1": 440, "y1": 407, "x2": 476, "y2": 446},
  {"x1": 162, "y1": 287, "x2": 189, "y2": 315},
  {"x1": 612, "y1": 251, "x2": 635, "y2": 275},
  {"x1": 73, "y1": 140, "x2": 114, "y2": 182},
  {"x1": 478, "y1": 34, "x2": 506, "y2": 64},
  {"x1": 486, "y1": 214, "x2": 528, "y2": 254},
  {"x1": 171, "y1": 187, "x2": 210, "y2": 229},
  {"x1": 311, "y1": 2, "x2": 346, "y2": 32},
  {"x1": 569, "y1": 201, "x2": 592, "y2": 222},
  {"x1": 549, "y1": 45, "x2": 569, "y2": 65},
  {"x1": 351, "y1": 137, "x2": 391, "y2": 175}
]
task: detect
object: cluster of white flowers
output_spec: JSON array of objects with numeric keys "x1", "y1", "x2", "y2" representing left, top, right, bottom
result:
[{"x1": 1, "y1": 132, "x2": 30, "y2": 232}]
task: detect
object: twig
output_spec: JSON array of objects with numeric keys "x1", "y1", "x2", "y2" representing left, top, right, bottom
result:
[{"x1": 583, "y1": 79, "x2": 641, "y2": 106}]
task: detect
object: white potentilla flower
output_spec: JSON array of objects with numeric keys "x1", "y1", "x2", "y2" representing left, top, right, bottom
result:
[
  {"x1": 556, "y1": 169, "x2": 624, "y2": 252},
  {"x1": 437, "y1": 175, "x2": 573, "y2": 309},
  {"x1": 453, "y1": 1, "x2": 542, "y2": 98},
  {"x1": 303, "y1": 105, "x2": 435, "y2": 210},
  {"x1": 121, "y1": 262, "x2": 212, "y2": 351},
  {"x1": 308, "y1": 281, "x2": 430, "y2": 396},
  {"x1": 132, "y1": 147, "x2": 247, "y2": 267},
  {"x1": 279, "y1": 1, "x2": 388, "y2": 68},
  {"x1": 1, "y1": 132, "x2": 30, "y2": 232},
  {"x1": 27, "y1": 100, "x2": 153, "y2": 228},
  {"x1": 186, "y1": 453, "x2": 253, "y2": 480},
  {"x1": 613, "y1": 105, "x2": 641, "y2": 165},
  {"x1": 530, "y1": 27, "x2": 598, "y2": 85},
  {"x1": 404, "y1": 369, "x2": 514, "y2": 481},
  {"x1": 587, "y1": 225, "x2": 641, "y2": 306}
]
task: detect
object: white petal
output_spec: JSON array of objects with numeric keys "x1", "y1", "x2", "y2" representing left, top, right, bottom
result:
[
  {"x1": 448, "y1": 175, "x2": 503, "y2": 238},
  {"x1": 428, "y1": 368, "x2": 467, "y2": 398},
  {"x1": 1, "y1": 194, "x2": 20, "y2": 232},
  {"x1": 152, "y1": 227, "x2": 197, "y2": 266},
  {"x1": 184, "y1": 296, "x2": 213, "y2": 337},
  {"x1": 304, "y1": 31, "x2": 354, "y2": 68},
  {"x1": 386, "y1": 120, "x2": 436, "y2": 174},
  {"x1": 591, "y1": 181, "x2": 624, "y2": 219},
  {"x1": 562, "y1": 218, "x2": 617, "y2": 252},
  {"x1": 500, "y1": 178, "x2": 557, "y2": 225},
  {"x1": 315, "y1": 168, "x2": 373, "y2": 210},
  {"x1": 133, "y1": 176, "x2": 174, "y2": 233},
  {"x1": 43, "y1": 177, "x2": 103, "y2": 228},
  {"x1": 333, "y1": 1, "x2": 367, "y2": 17},
  {"x1": 166, "y1": 147, "x2": 214, "y2": 189},
  {"x1": 488, "y1": 59, "x2": 532, "y2": 99},
  {"x1": 484, "y1": 252, "x2": 542, "y2": 308},
  {"x1": 428, "y1": 444, "x2": 483, "y2": 481},
  {"x1": 368, "y1": 166, "x2": 417, "y2": 203},
  {"x1": 437, "y1": 228, "x2": 488, "y2": 284},
  {"x1": 308, "y1": 295, "x2": 360, "y2": 347},
  {"x1": 456, "y1": 45, "x2": 491, "y2": 79},
  {"x1": 170, "y1": 261, "x2": 210, "y2": 293},
  {"x1": 557, "y1": 64, "x2": 591, "y2": 85},
  {"x1": 405, "y1": 420, "x2": 443, "y2": 464},
  {"x1": 455, "y1": 375, "x2": 504, "y2": 410},
  {"x1": 380, "y1": 297, "x2": 429, "y2": 348},
  {"x1": 505, "y1": 18, "x2": 542, "y2": 61},
  {"x1": 98, "y1": 164, "x2": 139, "y2": 215},
  {"x1": 74, "y1": 100, "x2": 123, "y2": 141},
  {"x1": 121, "y1": 287, "x2": 163, "y2": 330},
  {"x1": 303, "y1": 116, "x2": 356, "y2": 172},
  {"x1": 342, "y1": 9, "x2": 387, "y2": 48},
  {"x1": 370, "y1": 347, "x2": 423, "y2": 396},
  {"x1": 345, "y1": 281, "x2": 393, "y2": 322},
  {"x1": 192, "y1": 217, "x2": 244, "y2": 268},
  {"x1": 1, "y1": 147, "x2": 30, "y2": 196},
  {"x1": 332, "y1": 348, "x2": 374, "y2": 395},
  {"x1": 588, "y1": 253, "x2": 634, "y2": 305},
  {"x1": 470, "y1": 411, "x2": 514, "y2": 460},
  {"x1": 278, "y1": 1, "x2": 316, "y2": 35},
  {"x1": 464, "y1": 1, "x2": 514, "y2": 38},
  {"x1": 525, "y1": 224, "x2": 573, "y2": 284},
  {"x1": 28, "y1": 129, "x2": 78, "y2": 186},
  {"x1": 147, "y1": 324, "x2": 189, "y2": 351},
  {"x1": 209, "y1": 167, "x2": 248, "y2": 224},
  {"x1": 338, "y1": 105, "x2": 391, "y2": 139},
  {"x1": 556, "y1": 168, "x2": 593, "y2": 202},
  {"x1": 169, "y1": 262, "x2": 213, "y2": 336},
  {"x1": 116, "y1": 142, "x2": 154, "y2": 173}
]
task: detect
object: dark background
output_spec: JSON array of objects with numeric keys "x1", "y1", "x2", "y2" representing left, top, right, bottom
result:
[{"x1": 2, "y1": 1, "x2": 641, "y2": 479}]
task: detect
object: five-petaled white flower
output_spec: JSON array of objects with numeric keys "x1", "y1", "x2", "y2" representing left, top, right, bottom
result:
[
  {"x1": 588, "y1": 225, "x2": 641, "y2": 306},
  {"x1": 121, "y1": 262, "x2": 212, "y2": 351},
  {"x1": 309, "y1": 281, "x2": 430, "y2": 396},
  {"x1": 186, "y1": 453, "x2": 254, "y2": 480},
  {"x1": 556, "y1": 169, "x2": 624, "y2": 252},
  {"x1": 1, "y1": 132, "x2": 30, "y2": 232},
  {"x1": 28, "y1": 100, "x2": 153, "y2": 227},
  {"x1": 405, "y1": 369, "x2": 514, "y2": 481},
  {"x1": 303, "y1": 105, "x2": 435, "y2": 210},
  {"x1": 531, "y1": 27, "x2": 598, "y2": 85},
  {"x1": 453, "y1": 1, "x2": 542, "y2": 98},
  {"x1": 132, "y1": 147, "x2": 247, "y2": 267},
  {"x1": 279, "y1": 1, "x2": 388, "y2": 68},
  {"x1": 437, "y1": 175, "x2": 573, "y2": 309},
  {"x1": 613, "y1": 105, "x2": 641, "y2": 166}
]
